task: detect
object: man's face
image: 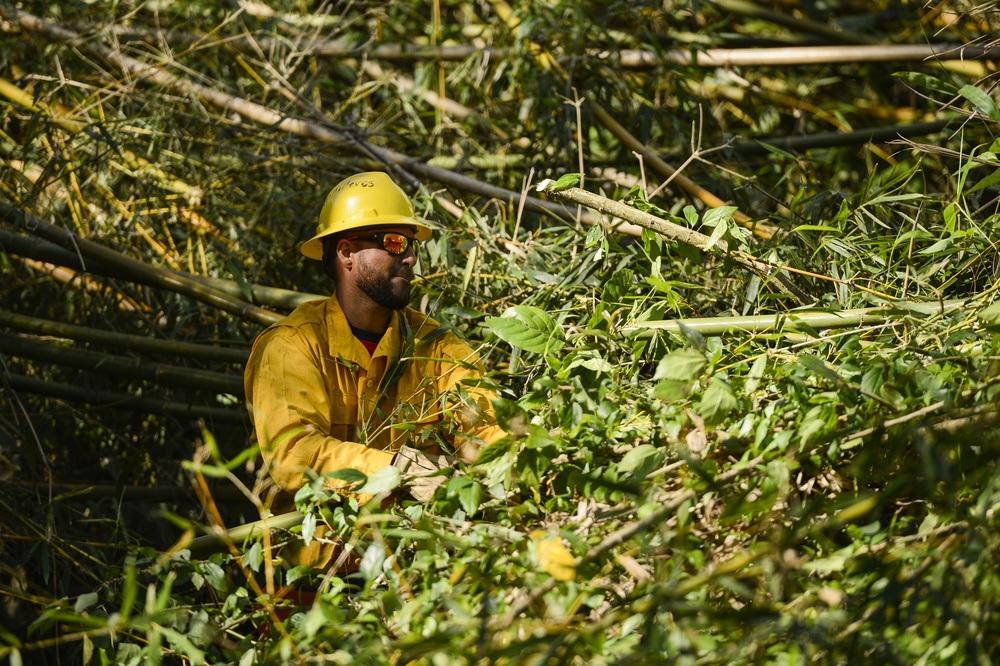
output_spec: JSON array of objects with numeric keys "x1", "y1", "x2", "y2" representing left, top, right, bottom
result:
[{"x1": 347, "y1": 226, "x2": 417, "y2": 310}]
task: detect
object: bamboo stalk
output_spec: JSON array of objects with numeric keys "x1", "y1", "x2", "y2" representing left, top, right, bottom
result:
[
  {"x1": 644, "y1": 43, "x2": 999, "y2": 67},
  {"x1": 708, "y1": 0, "x2": 877, "y2": 45},
  {"x1": 621, "y1": 299, "x2": 970, "y2": 336},
  {"x1": 187, "y1": 510, "x2": 304, "y2": 557},
  {"x1": 0, "y1": 202, "x2": 283, "y2": 326},
  {"x1": 190, "y1": 276, "x2": 324, "y2": 311},
  {"x1": 729, "y1": 118, "x2": 956, "y2": 156},
  {"x1": 585, "y1": 101, "x2": 775, "y2": 239},
  {"x1": 21, "y1": 258, "x2": 144, "y2": 313},
  {"x1": 0, "y1": 310, "x2": 249, "y2": 364},
  {"x1": 2, "y1": 374, "x2": 246, "y2": 424},
  {"x1": 542, "y1": 185, "x2": 807, "y2": 302},
  {"x1": 0, "y1": 228, "x2": 324, "y2": 311},
  {"x1": 102, "y1": 25, "x2": 1000, "y2": 68},
  {"x1": 0, "y1": 333, "x2": 244, "y2": 395}
]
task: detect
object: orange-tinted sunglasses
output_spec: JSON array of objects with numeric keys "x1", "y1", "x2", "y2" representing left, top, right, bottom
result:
[{"x1": 347, "y1": 231, "x2": 419, "y2": 255}]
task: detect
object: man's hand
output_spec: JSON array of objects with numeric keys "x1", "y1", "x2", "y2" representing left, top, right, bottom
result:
[{"x1": 392, "y1": 445, "x2": 455, "y2": 502}]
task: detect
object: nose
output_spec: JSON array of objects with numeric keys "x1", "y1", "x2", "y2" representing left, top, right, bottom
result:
[{"x1": 400, "y1": 248, "x2": 417, "y2": 267}]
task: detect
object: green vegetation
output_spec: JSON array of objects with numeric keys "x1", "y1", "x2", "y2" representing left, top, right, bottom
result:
[{"x1": 1, "y1": 0, "x2": 999, "y2": 663}]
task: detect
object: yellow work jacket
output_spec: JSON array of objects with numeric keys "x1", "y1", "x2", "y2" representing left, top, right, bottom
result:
[{"x1": 244, "y1": 296, "x2": 503, "y2": 510}]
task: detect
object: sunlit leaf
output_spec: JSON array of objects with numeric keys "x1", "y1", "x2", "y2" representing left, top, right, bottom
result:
[
  {"x1": 485, "y1": 305, "x2": 565, "y2": 354},
  {"x1": 958, "y1": 84, "x2": 1000, "y2": 121},
  {"x1": 654, "y1": 348, "x2": 706, "y2": 381},
  {"x1": 535, "y1": 535, "x2": 576, "y2": 582},
  {"x1": 355, "y1": 465, "x2": 401, "y2": 495}
]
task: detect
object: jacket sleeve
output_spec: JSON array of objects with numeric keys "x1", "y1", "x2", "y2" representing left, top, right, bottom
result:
[
  {"x1": 430, "y1": 335, "x2": 506, "y2": 462},
  {"x1": 245, "y1": 326, "x2": 395, "y2": 494}
]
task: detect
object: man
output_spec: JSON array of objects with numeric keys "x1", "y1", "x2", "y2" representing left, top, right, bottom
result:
[{"x1": 244, "y1": 171, "x2": 503, "y2": 567}]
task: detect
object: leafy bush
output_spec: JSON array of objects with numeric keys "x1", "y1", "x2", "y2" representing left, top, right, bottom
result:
[{"x1": 1, "y1": 0, "x2": 999, "y2": 664}]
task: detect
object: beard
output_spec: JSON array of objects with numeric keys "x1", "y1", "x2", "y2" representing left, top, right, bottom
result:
[{"x1": 355, "y1": 263, "x2": 412, "y2": 310}]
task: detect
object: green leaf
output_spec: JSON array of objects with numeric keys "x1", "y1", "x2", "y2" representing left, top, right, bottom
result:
[
  {"x1": 967, "y1": 165, "x2": 1000, "y2": 194},
  {"x1": 700, "y1": 378, "x2": 737, "y2": 425},
  {"x1": 120, "y1": 555, "x2": 138, "y2": 621},
  {"x1": 200, "y1": 562, "x2": 227, "y2": 594},
  {"x1": 798, "y1": 354, "x2": 841, "y2": 383},
  {"x1": 703, "y1": 216, "x2": 728, "y2": 251},
  {"x1": 683, "y1": 205, "x2": 699, "y2": 226},
  {"x1": 160, "y1": 627, "x2": 206, "y2": 666},
  {"x1": 801, "y1": 552, "x2": 849, "y2": 573},
  {"x1": 244, "y1": 542, "x2": 263, "y2": 573},
  {"x1": 301, "y1": 511, "x2": 317, "y2": 546},
  {"x1": 791, "y1": 224, "x2": 842, "y2": 234},
  {"x1": 359, "y1": 542, "x2": 385, "y2": 581},
  {"x1": 537, "y1": 173, "x2": 582, "y2": 193},
  {"x1": 284, "y1": 566, "x2": 313, "y2": 586},
  {"x1": 585, "y1": 224, "x2": 603, "y2": 249},
  {"x1": 958, "y1": 84, "x2": 1000, "y2": 121},
  {"x1": 441, "y1": 306, "x2": 485, "y2": 320},
  {"x1": 702, "y1": 205, "x2": 738, "y2": 228},
  {"x1": 492, "y1": 397, "x2": 529, "y2": 433},
  {"x1": 74, "y1": 592, "x2": 99, "y2": 614},
  {"x1": 458, "y1": 479, "x2": 482, "y2": 514},
  {"x1": 354, "y1": 465, "x2": 401, "y2": 495},
  {"x1": 893, "y1": 71, "x2": 958, "y2": 96},
  {"x1": 654, "y1": 348, "x2": 707, "y2": 381},
  {"x1": 618, "y1": 444, "x2": 664, "y2": 481},
  {"x1": 324, "y1": 468, "x2": 368, "y2": 484},
  {"x1": 978, "y1": 301, "x2": 1000, "y2": 325},
  {"x1": 485, "y1": 305, "x2": 565, "y2": 354},
  {"x1": 567, "y1": 354, "x2": 614, "y2": 374},
  {"x1": 745, "y1": 355, "x2": 767, "y2": 395},
  {"x1": 240, "y1": 647, "x2": 257, "y2": 666},
  {"x1": 475, "y1": 436, "x2": 513, "y2": 465},
  {"x1": 652, "y1": 379, "x2": 692, "y2": 402}
]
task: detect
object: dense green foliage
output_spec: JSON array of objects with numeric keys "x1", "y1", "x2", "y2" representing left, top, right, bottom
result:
[{"x1": 1, "y1": 0, "x2": 999, "y2": 663}]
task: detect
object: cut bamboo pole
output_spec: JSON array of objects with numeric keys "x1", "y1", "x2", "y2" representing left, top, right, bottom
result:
[
  {"x1": 0, "y1": 228, "x2": 324, "y2": 311},
  {"x1": 21, "y1": 258, "x2": 144, "y2": 313},
  {"x1": 585, "y1": 101, "x2": 775, "y2": 238},
  {"x1": 187, "y1": 510, "x2": 304, "y2": 557},
  {"x1": 102, "y1": 25, "x2": 1000, "y2": 68},
  {"x1": 708, "y1": 0, "x2": 878, "y2": 45},
  {"x1": 0, "y1": 202, "x2": 283, "y2": 326},
  {"x1": 642, "y1": 43, "x2": 1000, "y2": 67},
  {"x1": 0, "y1": 310, "x2": 249, "y2": 365},
  {"x1": 542, "y1": 184, "x2": 807, "y2": 302},
  {"x1": 3, "y1": 374, "x2": 245, "y2": 424},
  {"x1": 622, "y1": 299, "x2": 970, "y2": 336},
  {"x1": 0, "y1": 333, "x2": 244, "y2": 395}
]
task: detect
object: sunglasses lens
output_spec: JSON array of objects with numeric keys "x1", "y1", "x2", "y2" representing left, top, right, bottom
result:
[{"x1": 382, "y1": 233, "x2": 408, "y2": 254}]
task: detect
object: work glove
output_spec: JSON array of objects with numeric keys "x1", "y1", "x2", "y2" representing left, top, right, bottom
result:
[{"x1": 392, "y1": 445, "x2": 455, "y2": 502}]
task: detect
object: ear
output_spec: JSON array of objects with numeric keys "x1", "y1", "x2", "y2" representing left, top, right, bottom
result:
[{"x1": 336, "y1": 238, "x2": 354, "y2": 269}]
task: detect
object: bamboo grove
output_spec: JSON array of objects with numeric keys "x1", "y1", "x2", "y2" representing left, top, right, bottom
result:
[{"x1": 1, "y1": 0, "x2": 1000, "y2": 663}]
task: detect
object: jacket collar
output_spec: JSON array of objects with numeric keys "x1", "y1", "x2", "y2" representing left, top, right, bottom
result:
[{"x1": 325, "y1": 296, "x2": 402, "y2": 370}]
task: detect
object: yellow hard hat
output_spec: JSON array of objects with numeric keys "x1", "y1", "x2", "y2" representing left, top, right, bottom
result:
[{"x1": 300, "y1": 171, "x2": 433, "y2": 260}]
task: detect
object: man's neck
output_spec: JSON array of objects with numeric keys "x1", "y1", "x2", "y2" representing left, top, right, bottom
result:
[{"x1": 335, "y1": 288, "x2": 393, "y2": 334}]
